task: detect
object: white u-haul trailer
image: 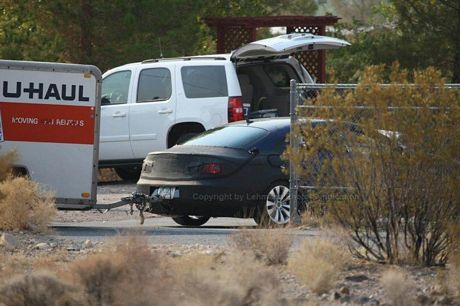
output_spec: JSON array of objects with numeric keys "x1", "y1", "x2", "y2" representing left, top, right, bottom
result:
[{"x1": 0, "y1": 60, "x2": 129, "y2": 211}]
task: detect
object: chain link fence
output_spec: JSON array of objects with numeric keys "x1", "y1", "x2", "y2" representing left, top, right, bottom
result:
[{"x1": 288, "y1": 80, "x2": 460, "y2": 226}]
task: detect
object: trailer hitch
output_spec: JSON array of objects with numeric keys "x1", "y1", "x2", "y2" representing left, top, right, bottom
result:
[{"x1": 122, "y1": 192, "x2": 148, "y2": 225}]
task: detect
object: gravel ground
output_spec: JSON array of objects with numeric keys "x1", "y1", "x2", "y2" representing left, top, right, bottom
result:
[{"x1": 54, "y1": 182, "x2": 137, "y2": 223}]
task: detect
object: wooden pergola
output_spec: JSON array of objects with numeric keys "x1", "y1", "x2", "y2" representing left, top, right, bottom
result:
[{"x1": 204, "y1": 16, "x2": 340, "y2": 83}]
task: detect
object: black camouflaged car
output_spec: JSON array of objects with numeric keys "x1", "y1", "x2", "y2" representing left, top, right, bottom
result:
[{"x1": 137, "y1": 118, "x2": 293, "y2": 226}]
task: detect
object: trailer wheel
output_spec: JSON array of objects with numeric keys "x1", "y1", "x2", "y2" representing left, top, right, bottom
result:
[{"x1": 115, "y1": 166, "x2": 141, "y2": 181}]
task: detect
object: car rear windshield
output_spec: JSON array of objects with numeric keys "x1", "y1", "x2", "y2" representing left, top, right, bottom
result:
[{"x1": 182, "y1": 126, "x2": 269, "y2": 149}]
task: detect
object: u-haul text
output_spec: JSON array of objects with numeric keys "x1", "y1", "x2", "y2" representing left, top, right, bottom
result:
[{"x1": 2, "y1": 81, "x2": 90, "y2": 102}]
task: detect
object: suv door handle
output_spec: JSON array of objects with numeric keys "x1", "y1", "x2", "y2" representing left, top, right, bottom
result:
[
  {"x1": 112, "y1": 112, "x2": 127, "y2": 118},
  {"x1": 158, "y1": 109, "x2": 173, "y2": 114}
]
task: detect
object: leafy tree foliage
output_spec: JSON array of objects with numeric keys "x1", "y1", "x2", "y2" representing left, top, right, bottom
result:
[
  {"x1": 331, "y1": 0, "x2": 385, "y2": 24},
  {"x1": 0, "y1": 1, "x2": 62, "y2": 61},
  {"x1": 0, "y1": 0, "x2": 317, "y2": 71},
  {"x1": 327, "y1": 0, "x2": 460, "y2": 83},
  {"x1": 392, "y1": 0, "x2": 460, "y2": 82}
]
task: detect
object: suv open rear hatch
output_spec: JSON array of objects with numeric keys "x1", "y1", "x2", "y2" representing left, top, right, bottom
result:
[{"x1": 231, "y1": 33, "x2": 350, "y2": 62}]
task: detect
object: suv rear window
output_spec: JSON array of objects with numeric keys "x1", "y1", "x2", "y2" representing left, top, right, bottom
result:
[
  {"x1": 181, "y1": 66, "x2": 228, "y2": 98},
  {"x1": 182, "y1": 126, "x2": 268, "y2": 149}
]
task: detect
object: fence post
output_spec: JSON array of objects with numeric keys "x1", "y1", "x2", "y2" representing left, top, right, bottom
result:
[{"x1": 290, "y1": 79, "x2": 301, "y2": 225}]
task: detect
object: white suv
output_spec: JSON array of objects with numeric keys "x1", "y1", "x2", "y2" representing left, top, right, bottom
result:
[{"x1": 99, "y1": 33, "x2": 348, "y2": 179}]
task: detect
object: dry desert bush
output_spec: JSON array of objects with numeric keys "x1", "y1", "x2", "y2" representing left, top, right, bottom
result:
[
  {"x1": 171, "y1": 250, "x2": 281, "y2": 306},
  {"x1": 68, "y1": 253, "x2": 125, "y2": 306},
  {"x1": 0, "y1": 271, "x2": 85, "y2": 306},
  {"x1": 0, "y1": 152, "x2": 56, "y2": 232},
  {"x1": 448, "y1": 223, "x2": 460, "y2": 297},
  {"x1": 0, "y1": 251, "x2": 70, "y2": 283},
  {"x1": 380, "y1": 269, "x2": 415, "y2": 306},
  {"x1": 288, "y1": 238, "x2": 349, "y2": 294},
  {"x1": 68, "y1": 234, "x2": 174, "y2": 306},
  {"x1": 66, "y1": 234, "x2": 282, "y2": 306},
  {"x1": 0, "y1": 151, "x2": 16, "y2": 181},
  {"x1": 231, "y1": 229, "x2": 292, "y2": 265},
  {"x1": 0, "y1": 176, "x2": 56, "y2": 232},
  {"x1": 289, "y1": 65, "x2": 460, "y2": 265}
]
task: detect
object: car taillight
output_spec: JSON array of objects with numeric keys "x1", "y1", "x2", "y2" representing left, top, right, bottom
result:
[
  {"x1": 228, "y1": 96, "x2": 244, "y2": 122},
  {"x1": 200, "y1": 163, "x2": 222, "y2": 175}
]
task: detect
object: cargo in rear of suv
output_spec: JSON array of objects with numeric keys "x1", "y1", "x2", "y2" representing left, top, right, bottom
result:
[{"x1": 98, "y1": 33, "x2": 349, "y2": 180}]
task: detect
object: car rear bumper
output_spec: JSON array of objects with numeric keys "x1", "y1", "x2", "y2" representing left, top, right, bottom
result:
[{"x1": 136, "y1": 177, "x2": 264, "y2": 217}]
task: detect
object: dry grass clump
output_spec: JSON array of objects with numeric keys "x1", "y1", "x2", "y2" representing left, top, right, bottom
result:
[
  {"x1": 0, "y1": 151, "x2": 56, "y2": 232},
  {"x1": 0, "y1": 251, "x2": 70, "y2": 282},
  {"x1": 288, "y1": 238, "x2": 349, "y2": 294},
  {"x1": 67, "y1": 234, "x2": 281, "y2": 306},
  {"x1": 69, "y1": 253, "x2": 124, "y2": 305},
  {"x1": 380, "y1": 269, "x2": 415, "y2": 306},
  {"x1": 448, "y1": 222, "x2": 460, "y2": 296},
  {"x1": 31, "y1": 249, "x2": 70, "y2": 271},
  {"x1": 0, "y1": 151, "x2": 16, "y2": 181},
  {"x1": 0, "y1": 271, "x2": 85, "y2": 306},
  {"x1": 299, "y1": 210, "x2": 323, "y2": 228},
  {"x1": 0, "y1": 176, "x2": 56, "y2": 232},
  {"x1": 0, "y1": 253, "x2": 30, "y2": 282},
  {"x1": 231, "y1": 229, "x2": 292, "y2": 265},
  {"x1": 171, "y1": 251, "x2": 281, "y2": 306},
  {"x1": 68, "y1": 235, "x2": 173, "y2": 306}
]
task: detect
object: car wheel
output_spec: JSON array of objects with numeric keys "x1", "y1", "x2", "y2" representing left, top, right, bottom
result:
[
  {"x1": 115, "y1": 166, "x2": 141, "y2": 181},
  {"x1": 255, "y1": 182, "x2": 290, "y2": 226},
  {"x1": 172, "y1": 215, "x2": 210, "y2": 226}
]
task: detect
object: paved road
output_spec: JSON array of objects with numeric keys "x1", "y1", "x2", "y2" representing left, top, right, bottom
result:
[
  {"x1": 51, "y1": 182, "x2": 317, "y2": 246},
  {"x1": 52, "y1": 216, "x2": 317, "y2": 247}
]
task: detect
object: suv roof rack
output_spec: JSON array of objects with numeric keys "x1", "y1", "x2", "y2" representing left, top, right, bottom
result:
[{"x1": 142, "y1": 56, "x2": 227, "y2": 64}]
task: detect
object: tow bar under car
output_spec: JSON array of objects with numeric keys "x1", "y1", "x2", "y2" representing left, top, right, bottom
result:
[{"x1": 116, "y1": 191, "x2": 166, "y2": 225}]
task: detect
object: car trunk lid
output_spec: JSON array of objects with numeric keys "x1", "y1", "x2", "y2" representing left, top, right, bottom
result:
[{"x1": 141, "y1": 146, "x2": 253, "y2": 180}]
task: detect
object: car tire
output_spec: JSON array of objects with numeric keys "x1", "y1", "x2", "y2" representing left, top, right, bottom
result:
[
  {"x1": 172, "y1": 215, "x2": 210, "y2": 226},
  {"x1": 254, "y1": 182, "x2": 290, "y2": 227},
  {"x1": 115, "y1": 166, "x2": 141, "y2": 181}
]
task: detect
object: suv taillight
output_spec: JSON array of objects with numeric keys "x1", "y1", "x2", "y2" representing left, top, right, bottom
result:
[{"x1": 228, "y1": 96, "x2": 244, "y2": 122}]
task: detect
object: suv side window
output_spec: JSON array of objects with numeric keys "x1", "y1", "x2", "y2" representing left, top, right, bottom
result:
[
  {"x1": 101, "y1": 70, "x2": 131, "y2": 105},
  {"x1": 137, "y1": 68, "x2": 172, "y2": 103},
  {"x1": 181, "y1": 66, "x2": 228, "y2": 98}
]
